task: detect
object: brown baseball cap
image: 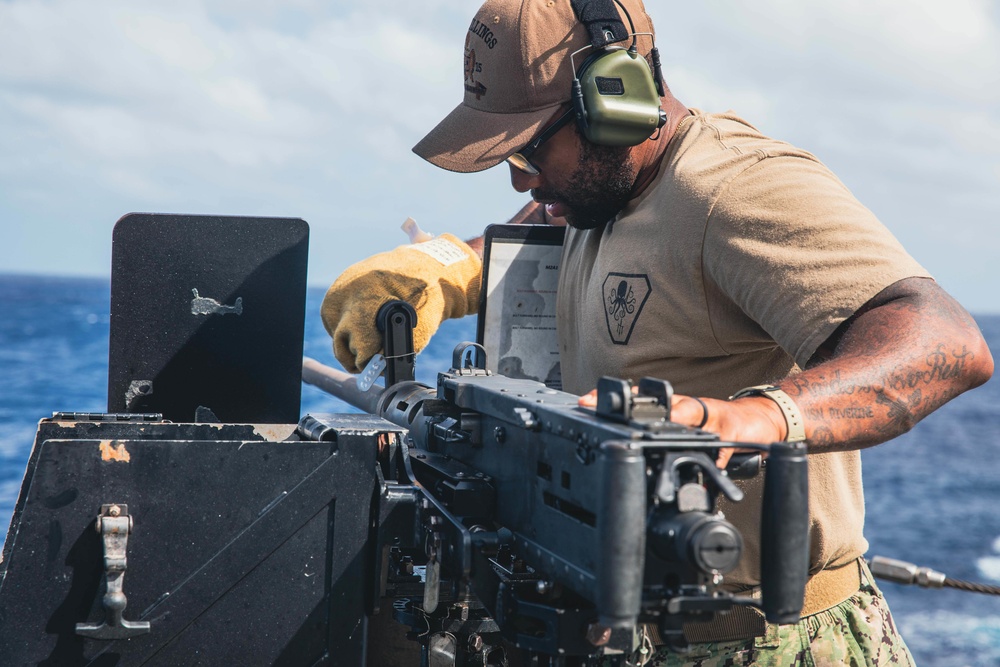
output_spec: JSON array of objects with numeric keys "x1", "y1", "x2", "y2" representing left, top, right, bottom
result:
[{"x1": 412, "y1": 0, "x2": 655, "y2": 173}]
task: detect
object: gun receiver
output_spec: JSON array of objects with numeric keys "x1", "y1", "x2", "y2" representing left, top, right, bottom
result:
[{"x1": 304, "y1": 338, "x2": 809, "y2": 659}]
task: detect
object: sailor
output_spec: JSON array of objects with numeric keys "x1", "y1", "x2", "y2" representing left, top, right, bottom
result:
[{"x1": 321, "y1": 0, "x2": 994, "y2": 663}]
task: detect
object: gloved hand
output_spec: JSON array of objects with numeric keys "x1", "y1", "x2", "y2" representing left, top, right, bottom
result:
[{"x1": 321, "y1": 234, "x2": 482, "y2": 373}]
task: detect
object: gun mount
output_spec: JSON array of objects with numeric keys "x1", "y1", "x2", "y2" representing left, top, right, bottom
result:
[{"x1": 0, "y1": 349, "x2": 808, "y2": 666}]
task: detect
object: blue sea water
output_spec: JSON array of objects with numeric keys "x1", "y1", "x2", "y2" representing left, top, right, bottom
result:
[{"x1": 1, "y1": 273, "x2": 998, "y2": 666}]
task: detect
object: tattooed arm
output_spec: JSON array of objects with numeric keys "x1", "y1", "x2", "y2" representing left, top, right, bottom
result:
[
  {"x1": 786, "y1": 277, "x2": 992, "y2": 451},
  {"x1": 669, "y1": 277, "x2": 994, "y2": 457}
]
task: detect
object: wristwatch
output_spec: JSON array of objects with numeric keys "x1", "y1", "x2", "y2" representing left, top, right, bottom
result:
[{"x1": 729, "y1": 385, "x2": 806, "y2": 443}]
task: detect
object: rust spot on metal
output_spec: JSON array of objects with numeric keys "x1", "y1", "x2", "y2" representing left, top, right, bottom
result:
[
  {"x1": 100, "y1": 441, "x2": 132, "y2": 463},
  {"x1": 586, "y1": 622, "x2": 612, "y2": 647},
  {"x1": 251, "y1": 424, "x2": 298, "y2": 441},
  {"x1": 377, "y1": 432, "x2": 400, "y2": 459}
]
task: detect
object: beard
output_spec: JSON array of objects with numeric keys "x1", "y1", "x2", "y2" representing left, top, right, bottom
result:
[{"x1": 533, "y1": 141, "x2": 636, "y2": 230}]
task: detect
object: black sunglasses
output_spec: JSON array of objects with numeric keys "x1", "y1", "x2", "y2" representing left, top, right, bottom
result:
[{"x1": 506, "y1": 108, "x2": 576, "y2": 176}]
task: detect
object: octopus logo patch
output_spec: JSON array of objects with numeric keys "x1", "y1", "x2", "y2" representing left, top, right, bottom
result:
[{"x1": 602, "y1": 273, "x2": 651, "y2": 345}]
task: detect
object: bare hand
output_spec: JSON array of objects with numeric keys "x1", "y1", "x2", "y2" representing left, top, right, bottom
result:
[{"x1": 578, "y1": 389, "x2": 785, "y2": 467}]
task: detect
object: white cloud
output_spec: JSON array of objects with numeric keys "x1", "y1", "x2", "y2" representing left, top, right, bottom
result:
[
  {"x1": 120, "y1": 12, "x2": 222, "y2": 73},
  {"x1": 1, "y1": 0, "x2": 998, "y2": 312},
  {"x1": 662, "y1": 1, "x2": 1000, "y2": 310}
]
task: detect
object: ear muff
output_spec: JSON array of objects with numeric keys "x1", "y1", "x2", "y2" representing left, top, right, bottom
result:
[{"x1": 574, "y1": 46, "x2": 666, "y2": 147}]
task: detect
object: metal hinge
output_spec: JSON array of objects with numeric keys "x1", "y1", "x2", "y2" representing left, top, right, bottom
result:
[{"x1": 75, "y1": 504, "x2": 151, "y2": 640}]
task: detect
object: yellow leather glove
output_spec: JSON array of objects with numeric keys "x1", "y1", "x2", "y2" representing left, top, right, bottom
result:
[{"x1": 321, "y1": 234, "x2": 482, "y2": 373}]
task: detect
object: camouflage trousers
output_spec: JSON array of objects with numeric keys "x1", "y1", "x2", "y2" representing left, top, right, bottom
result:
[{"x1": 619, "y1": 565, "x2": 915, "y2": 667}]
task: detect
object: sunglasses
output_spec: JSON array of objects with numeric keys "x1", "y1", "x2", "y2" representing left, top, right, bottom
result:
[{"x1": 505, "y1": 108, "x2": 576, "y2": 176}]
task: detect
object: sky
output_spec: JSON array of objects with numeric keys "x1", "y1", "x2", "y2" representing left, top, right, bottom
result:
[{"x1": 1, "y1": 0, "x2": 998, "y2": 312}]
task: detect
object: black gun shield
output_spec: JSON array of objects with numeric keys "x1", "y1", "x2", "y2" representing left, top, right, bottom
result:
[
  {"x1": 108, "y1": 213, "x2": 309, "y2": 423},
  {"x1": 0, "y1": 415, "x2": 393, "y2": 667}
]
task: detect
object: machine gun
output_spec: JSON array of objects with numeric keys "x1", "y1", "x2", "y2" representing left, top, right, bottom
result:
[
  {"x1": 301, "y1": 301, "x2": 811, "y2": 664},
  {"x1": 0, "y1": 214, "x2": 809, "y2": 666}
]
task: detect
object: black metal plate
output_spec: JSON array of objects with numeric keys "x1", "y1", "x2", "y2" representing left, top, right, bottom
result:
[
  {"x1": 107, "y1": 213, "x2": 309, "y2": 423},
  {"x1": 0, "y1": 419, "x2": 381, "y2": 666}
]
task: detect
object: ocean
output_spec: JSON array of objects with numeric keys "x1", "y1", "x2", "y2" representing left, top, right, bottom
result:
[{"x1": 1, "y1": 273, "x2": 998, "y2": 666}]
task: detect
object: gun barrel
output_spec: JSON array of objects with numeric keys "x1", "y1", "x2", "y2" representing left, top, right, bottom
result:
[{"x1": 302, "y1": 356, "x2": 384, "y2": 415}]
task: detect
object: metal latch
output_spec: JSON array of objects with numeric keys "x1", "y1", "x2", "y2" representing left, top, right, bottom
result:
[{"x1": 75, "y1": 504, "x2": 151, "y2": 640}]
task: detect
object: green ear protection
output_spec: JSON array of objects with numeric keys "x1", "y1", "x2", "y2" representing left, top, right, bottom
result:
[{"x1": 570, "y1": 0, "x2": 667, "y2": 146}]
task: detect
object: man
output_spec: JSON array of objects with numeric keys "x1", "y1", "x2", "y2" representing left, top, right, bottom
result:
[{"x1": 322, "y1": 0, "x2": 994, "y2": 664}]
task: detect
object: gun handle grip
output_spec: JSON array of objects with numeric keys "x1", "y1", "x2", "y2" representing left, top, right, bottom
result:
[
  {"x1": 760, "y1": 441, "x2": 809, "y2": 624},
  {"x1": 376, "y1": 301, "x2": 417, "y2": 386},
  {"x1": 596, "y1": 442, "x2": 646, "y2": 629}
]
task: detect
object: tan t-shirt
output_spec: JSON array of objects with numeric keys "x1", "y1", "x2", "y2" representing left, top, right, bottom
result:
[{"x1": 557, "y1": 110, "x2": 931, "y2": 585}]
